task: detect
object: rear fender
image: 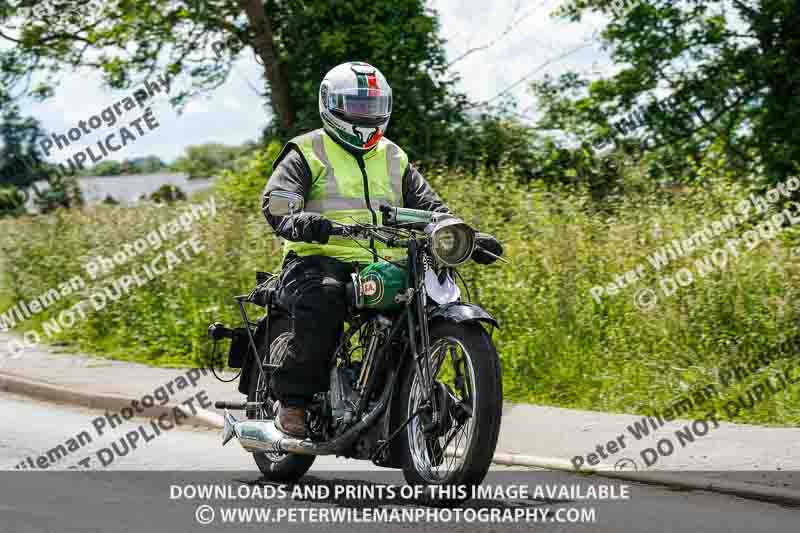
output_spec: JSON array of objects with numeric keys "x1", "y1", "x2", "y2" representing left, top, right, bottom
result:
[{"x1": 238, "y1": 311, "x2": 289, "y2": 395}]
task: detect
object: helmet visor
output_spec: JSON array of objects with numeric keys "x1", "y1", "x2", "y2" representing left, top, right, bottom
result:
[{"x1": 326, "y1": 88, "x2": 392, "y2": 120}]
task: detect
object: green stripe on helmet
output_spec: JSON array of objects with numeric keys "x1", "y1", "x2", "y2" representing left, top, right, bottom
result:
[{"x1": 356, "y1": 73, "x2": 368, "y2": 97}]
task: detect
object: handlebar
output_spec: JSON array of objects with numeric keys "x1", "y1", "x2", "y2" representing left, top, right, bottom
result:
[
  {"x1": 328, "y1": 222, "x2": 409, "y2": 247},
  {"x1": 328, "y1": 225, "x2": 347, "y2": 237}
]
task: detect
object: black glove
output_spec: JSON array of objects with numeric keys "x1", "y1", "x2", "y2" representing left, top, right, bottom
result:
[
  {"x1": 293, "y1": 213, "x2": 332, "y2": 244},
  {"x1": 472, "y1": 233, "x2": 503, "y2": 265}
]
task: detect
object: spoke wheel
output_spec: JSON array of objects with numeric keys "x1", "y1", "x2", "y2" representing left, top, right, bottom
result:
[
  {"x1": 247, "y1": 325, "x2": 315, "y2": 481},
  {"x1": 397, "y1": 321, "x2": 502, "y2": 500},
  {"x1": 253, "y1": 337, "x2": 288, "y2": 463},
  {"x1": 407, "y1": 337, "x2": 476, "y2": 482}
]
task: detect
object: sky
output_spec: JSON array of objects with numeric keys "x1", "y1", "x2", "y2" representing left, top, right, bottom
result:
[{"x1": 15, "y1": 0, "x2": 612, "y2": 166}]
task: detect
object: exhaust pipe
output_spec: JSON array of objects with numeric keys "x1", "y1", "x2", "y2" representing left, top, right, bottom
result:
[
  {"x1": 223, "y1": 412, "x2": 336, "y2": 455},
  {"x1": 222, "y1": 369, "x2": 398, "y2": 457}
]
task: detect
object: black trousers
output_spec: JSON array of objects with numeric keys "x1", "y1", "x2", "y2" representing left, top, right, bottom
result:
[{"x1": 270, "y1": 252, "x2": 353, "y2": 407}]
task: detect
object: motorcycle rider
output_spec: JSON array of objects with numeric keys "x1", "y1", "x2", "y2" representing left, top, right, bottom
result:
[{"x1": 262, "y1": 61, "x2": 502, "y2": 437}]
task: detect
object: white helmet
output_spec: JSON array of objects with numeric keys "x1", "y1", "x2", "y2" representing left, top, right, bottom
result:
[{"x1": 318, "y1": 62, "x2": 392, "y2": 151}]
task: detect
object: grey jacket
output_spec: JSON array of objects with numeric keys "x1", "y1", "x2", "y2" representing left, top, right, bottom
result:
[{"x1": 262, "y1": 145, "x2": 448, "y2": 241}]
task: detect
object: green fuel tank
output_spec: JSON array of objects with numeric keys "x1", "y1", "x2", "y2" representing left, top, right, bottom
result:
[{"x1": 355, "y1": 261, "x2": 408, "y2": 312}]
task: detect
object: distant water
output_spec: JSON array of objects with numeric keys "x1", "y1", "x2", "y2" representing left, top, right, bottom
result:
[{"x1": 26, "y1": 173, "x2": 214, "y2": 206}]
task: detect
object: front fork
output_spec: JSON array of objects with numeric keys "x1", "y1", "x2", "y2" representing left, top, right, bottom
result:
[{"x1": 405, "y1": 241, "x2": 440, "y2": 433}]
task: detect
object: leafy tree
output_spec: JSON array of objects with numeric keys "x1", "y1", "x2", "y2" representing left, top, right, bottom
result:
[
  {"x1": 0, "y1": 45, "x2": 85, "y2": 215},
  {"x1": 82, "y1": 160, "x2": 122, "y2": 176},
  {"x1": 32, "y1": 174, "x2": 84, "y2": 213},
  {"x1": 217, "y1": 141, "x2": 281, "y2": 209},
  {"x1": 0, "y1": 1, "x2": 242, "y2": 108},
  {"x1": 81, "y1": 157, "x2": 170, "y2": 177},
  {"x1": 535, "y1": 0, "x2": 800, "y2": 185},
  {"x1": 149, "y1": 183, "x2": 187, "y2": 203},
  {"x1": 447, "y1": 113, "x2": 541, "y2": 179},
  {"x1": 172, "y1": 142, "x2": 254, "y2": 178},
  {"x1": 0, "y1": 99, "x2": 50, "y2": 190},
  {"x1": 125, "y1": 156, "x2": 166, "y2": 174},
  {"x1": 0, "y1": 185, "x2": 26, "y2": 217},
  {"x1": 0, "y1": 1, "x2": 471, "y2": 167},
  {"x1": 258, "y1": 0, "x2": 469, "y2": 166}
]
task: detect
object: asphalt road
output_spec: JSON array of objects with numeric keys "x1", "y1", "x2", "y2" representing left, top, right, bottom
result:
[{"x1": 0, "y1": 391, "x2": 797, "y2": 532}]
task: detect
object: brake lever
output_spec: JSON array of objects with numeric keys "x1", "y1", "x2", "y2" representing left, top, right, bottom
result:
[{"x1": 475, "y1": 245, "x2": 510, "y2": 264}]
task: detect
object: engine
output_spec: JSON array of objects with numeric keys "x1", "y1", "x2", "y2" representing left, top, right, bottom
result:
[
  {"x1": 321, "y1": 315, "x2": 392, "y2": 436},
  {"x1": 329, "y1": 364, "x2": 360, "y2": 429}
]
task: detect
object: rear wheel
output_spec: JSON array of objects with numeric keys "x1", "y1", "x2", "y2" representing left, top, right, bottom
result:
[
  {"x1": 397, "y1": 321, "x2": 502, "y2": 500},
  {"x1": 247, "y1": 322, "x2": 315, "y2": 482}
]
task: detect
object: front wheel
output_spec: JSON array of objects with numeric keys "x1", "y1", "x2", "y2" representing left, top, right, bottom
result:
[{"x1": 397, "y1": 321, "x2": 502, "y2": 498}]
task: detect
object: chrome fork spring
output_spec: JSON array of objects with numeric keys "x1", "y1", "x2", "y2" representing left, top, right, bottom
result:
[
  {"x1": 356, "y1": 317, "x2": 391, "y2": 390},
  {"x1": 357, "y1": 326, "x2": 380, "y2": 390}
]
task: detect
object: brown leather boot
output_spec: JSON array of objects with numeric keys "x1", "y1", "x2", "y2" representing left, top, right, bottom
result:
[{"x1": 274, "y1": 402, "x2": 306, "y2": 438}]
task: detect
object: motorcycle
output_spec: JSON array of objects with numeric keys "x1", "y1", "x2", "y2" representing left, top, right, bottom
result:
[{"x1": 208, "y1": 190, "x2": 503, "y2": 495}]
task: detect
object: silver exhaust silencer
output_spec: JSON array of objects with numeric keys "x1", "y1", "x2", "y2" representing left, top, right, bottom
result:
[{"x1": 222, "y1": 411, "x2": 334, "y2": 456}]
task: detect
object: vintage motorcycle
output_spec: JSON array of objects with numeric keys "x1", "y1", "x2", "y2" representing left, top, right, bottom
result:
[{"x1": 208, "y1": 191, "x2": 503, "y2": 493}]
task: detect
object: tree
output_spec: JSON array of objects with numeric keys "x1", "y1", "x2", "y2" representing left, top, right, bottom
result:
[
  {"x1": 31, "y1": 174, "x2": 84, "y2": 213},
  {"x1": 172, "y1": 142, "x2": 254, "y2": 178},
  {"x1": 126, "y1": 156, "x2": 166, "y2": 174},
  {"x1": 0, "y1": 1, "x2": 470, "y2": 167},
  {"x1": 149, "y1": 184, "x2": 187, "y2": 203},
  {"x1": 237, "y1": 0, "x2": 293, "y2": 130},
  {"x1": 84, "y1": 160, "x2": 122, "y2": 176},
  {"x1": 0, "y1": 185, "x2": 26, "y2": 217},
  {"x1": 534, "y1": 0, "x2": 800, "y2": 184},
  {"x1": 0, "y1": 99, "x2": 50, "y2": 190},
  {"x1": 0, "y1": 98, "x2": 85, "y2": 214},
  {"x1": 0, "y1": 1, "x2": 244, "y2": 108},
  {"x1": 257, "y1": 0, "x2": 468, "y2": 166}
]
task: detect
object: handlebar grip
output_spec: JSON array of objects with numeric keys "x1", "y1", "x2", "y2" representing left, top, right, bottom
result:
[{"x1": 207, "y1": 322, "x2": 234, "y2": 341}]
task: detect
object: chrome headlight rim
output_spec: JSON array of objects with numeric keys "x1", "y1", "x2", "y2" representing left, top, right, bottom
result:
[{"x1": 427, "y1": 218, "x2": 476, "y2": 267}]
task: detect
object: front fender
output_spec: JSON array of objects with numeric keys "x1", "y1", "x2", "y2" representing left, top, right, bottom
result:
[{"x1": 428, "y1": 302, "x2": 499, "y2": 328}]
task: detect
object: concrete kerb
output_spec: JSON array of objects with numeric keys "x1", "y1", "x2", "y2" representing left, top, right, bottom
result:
[
  {"x1": 3, "y1": 370, "x2": 799, "y2": 506},
  {"x1": 489, "y1": 452, "x2": 800, "y2": 507},
  {"x1": 0, "y1": 371, "x2": 224, "y2": 430}
]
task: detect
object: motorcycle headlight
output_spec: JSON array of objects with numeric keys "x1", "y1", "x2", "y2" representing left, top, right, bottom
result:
[{"x1": 429, "y1": 218, "x2": 475, "y2": 267}]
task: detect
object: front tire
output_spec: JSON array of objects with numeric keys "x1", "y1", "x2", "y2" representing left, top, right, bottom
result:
[
  {"x1": 247, "y1": 322, "x2": 315, "y2": 482},
  {"x1": 397, "y1": 321, "x2": 502, "y2": 498}
]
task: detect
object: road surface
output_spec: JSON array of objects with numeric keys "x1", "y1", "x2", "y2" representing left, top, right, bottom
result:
[{"x1": 0, "y1": 391, "x2": 796, "y2": 532}]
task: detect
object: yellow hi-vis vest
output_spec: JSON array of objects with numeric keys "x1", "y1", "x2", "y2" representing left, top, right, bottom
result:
[{"x1": 279, "y1": 129, "x2": 409, "y2": 264}]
